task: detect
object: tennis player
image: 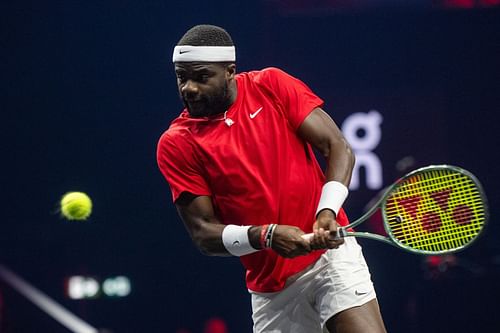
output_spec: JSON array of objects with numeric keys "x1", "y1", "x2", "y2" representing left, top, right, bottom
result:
[{"x1": 157, "y1": 24, "x2": 386, "y2": 333}]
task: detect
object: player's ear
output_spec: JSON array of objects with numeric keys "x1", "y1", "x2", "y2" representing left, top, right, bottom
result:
[{"x1": 225, "y1": 63, "x2": 236, "y2": 80}]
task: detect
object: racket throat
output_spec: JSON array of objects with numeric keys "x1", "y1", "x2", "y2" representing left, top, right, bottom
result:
[{"x1": 336, "y1": 228, "x2": 348, "y2": 238}]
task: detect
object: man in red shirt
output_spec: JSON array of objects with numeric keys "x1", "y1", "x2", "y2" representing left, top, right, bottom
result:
[{"x1": 157, "y1": 24, "x2": 386, "y2": 332}]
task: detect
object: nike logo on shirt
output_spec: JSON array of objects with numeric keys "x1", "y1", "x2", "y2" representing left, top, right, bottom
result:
[{"x1": 249, "y1": 107, "x2": 263, "y2": 119}]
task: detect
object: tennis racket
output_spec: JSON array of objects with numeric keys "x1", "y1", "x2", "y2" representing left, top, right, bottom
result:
[{"x1": 302, "y1": 165, "x2": 489, "y2": 255}]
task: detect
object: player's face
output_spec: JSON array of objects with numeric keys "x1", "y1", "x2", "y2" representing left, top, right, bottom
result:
[{"x1": 175, "y1": 62, "x2": 234, "y2": 117}]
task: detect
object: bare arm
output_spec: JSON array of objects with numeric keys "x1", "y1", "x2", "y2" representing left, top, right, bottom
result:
[
  {"x1": 175, "y1": 193, "x2": 311, "y2": 257},
  {"x1": 298, "y1": 107, "x2": 355, "y2": 248},
  {"x1": 298, "y1": 107, "x2": 355, "y2": 186},
  {"x1": 175, "y1": 193, "x2": 229, "y2": 256}
]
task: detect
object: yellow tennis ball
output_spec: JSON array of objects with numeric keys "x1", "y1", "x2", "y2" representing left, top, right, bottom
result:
[{"x1": 60, "y1": 192, "x2": 92, "y2": 220}]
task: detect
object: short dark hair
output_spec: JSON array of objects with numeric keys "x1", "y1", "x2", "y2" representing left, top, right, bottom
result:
[{"x1": 177, "y1": 24, "x2": 234, "y2": 47}]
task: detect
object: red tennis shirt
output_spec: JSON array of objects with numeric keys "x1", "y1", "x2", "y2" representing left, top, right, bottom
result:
[{"x1": 157, "y1": 67, "x2": 349, "y2": 292}]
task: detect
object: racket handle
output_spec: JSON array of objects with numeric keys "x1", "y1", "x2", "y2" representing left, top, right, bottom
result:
[
  {"x1": 301, "y1": 228, "x2": 346, "y2": 241},
  {"x1": 301, "y1": 233, "x2": 314, "y2": 241}
]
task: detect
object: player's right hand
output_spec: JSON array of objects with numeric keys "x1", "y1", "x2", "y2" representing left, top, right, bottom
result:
[
  {"x1": 309, "y1": 209, "x2": 345, "y2": 250},
  {"x1": 271, "y1": 225, "x2": 312, "y2": 258}
]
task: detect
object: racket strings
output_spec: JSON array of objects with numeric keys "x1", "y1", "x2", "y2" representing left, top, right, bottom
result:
[
  {"x1": 398, "y1": 182, "x2": 484, "y2": 251},
  {"x1": 384, "y1": 169, "x2": 486, "y2": 253},
  {"x1": 390, "y1": 182, "x2": 484, "y2": 251}
]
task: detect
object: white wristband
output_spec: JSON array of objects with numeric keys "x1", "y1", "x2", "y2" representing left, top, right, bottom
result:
[
  {"x1": 222, "y1": 225, "x2": 259, "y2": 257},
  {"x1": 315, "y1": 181, "x2": 349, "y2": 217}
]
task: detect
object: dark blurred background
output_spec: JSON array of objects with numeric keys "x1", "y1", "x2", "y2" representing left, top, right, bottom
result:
[{"x1": 1, "y1": 0, "x2": 499, "y2": 332}]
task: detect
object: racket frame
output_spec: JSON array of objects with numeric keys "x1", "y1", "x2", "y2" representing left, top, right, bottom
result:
[{"x1": 336, "y1": 164, "x2": 489, "y2": 255}]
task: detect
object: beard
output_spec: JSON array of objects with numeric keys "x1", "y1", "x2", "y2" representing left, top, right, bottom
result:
[{"x1": 182, "y1": 81, "x2": 230, "y2": 117}]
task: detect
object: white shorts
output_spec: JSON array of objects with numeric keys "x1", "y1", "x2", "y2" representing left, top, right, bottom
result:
[{"x1": 250, "y1": 238, "x2": 376, "y2": 333}]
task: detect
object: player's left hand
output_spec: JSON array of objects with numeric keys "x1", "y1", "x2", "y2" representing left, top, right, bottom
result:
[{"x1": 310, "y1": 209, "x2": 344, "y2": 250}]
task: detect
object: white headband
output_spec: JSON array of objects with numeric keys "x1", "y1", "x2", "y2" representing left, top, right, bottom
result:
[{"x1": 172, "y1": 45, "x2": 236, "y2": 63}]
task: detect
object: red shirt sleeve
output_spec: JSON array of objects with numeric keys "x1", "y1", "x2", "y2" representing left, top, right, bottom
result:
[
  {"x1": 255, "y1": 67, "x2": 324, "y2": 130},
  {"x1": 157, "y1": 129, "x2": 211, "y2": 202}
]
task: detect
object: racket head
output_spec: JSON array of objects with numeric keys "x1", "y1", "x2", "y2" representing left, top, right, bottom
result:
[{"x1": 381, "y1": 165, "x2": 488, "y2": 255}]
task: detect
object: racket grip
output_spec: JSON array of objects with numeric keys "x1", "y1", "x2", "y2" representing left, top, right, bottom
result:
[
  {"x1": 301, "y1": 228, "x2": 346, "y2": 241},
  {"x1": 301, "y1": 233, "x2": 314, "y2": 241}
]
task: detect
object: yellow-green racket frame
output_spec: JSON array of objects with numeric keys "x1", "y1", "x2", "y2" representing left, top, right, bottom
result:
[{"x1": 336, "y1": 165, "x2": 489, "y2": 255}]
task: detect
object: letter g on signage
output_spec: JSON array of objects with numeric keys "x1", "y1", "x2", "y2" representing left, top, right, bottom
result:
[
  {"x1": 342, "y1": 110, "x2": 383, "y2": 151},
  {"x1": 342, "y1": 110, "x2": 383, "y2": 190}
]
